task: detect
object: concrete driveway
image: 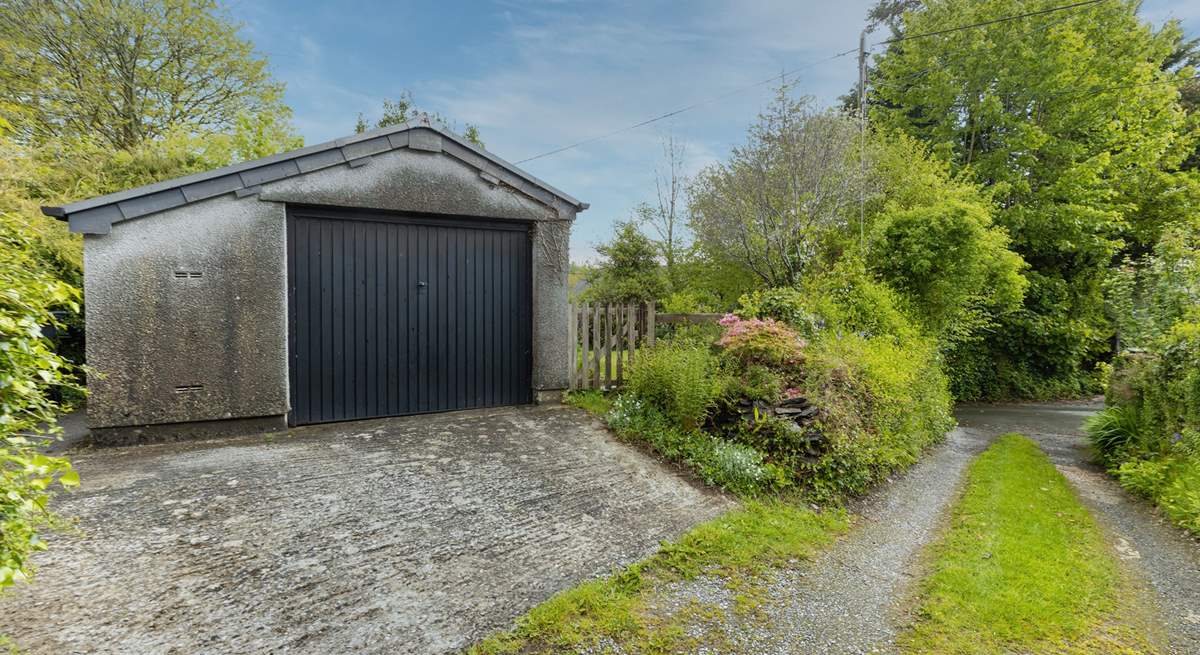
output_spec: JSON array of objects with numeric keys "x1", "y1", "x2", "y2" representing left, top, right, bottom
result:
[{"x1": 0, "y1": 405, "x2": 732, "y2": 654}]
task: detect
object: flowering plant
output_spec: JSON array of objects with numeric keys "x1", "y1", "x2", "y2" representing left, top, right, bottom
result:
[{"x1": 717, "y1": 313, "x2": 806, "y2": 369}]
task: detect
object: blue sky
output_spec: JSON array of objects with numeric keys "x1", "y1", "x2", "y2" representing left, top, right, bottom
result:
[{"x1": 238, "y1": 0, "x2": 1198, "y2": 262}]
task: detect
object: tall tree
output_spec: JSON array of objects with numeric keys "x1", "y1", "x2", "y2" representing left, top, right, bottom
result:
[
  {"x1": 636, "y1": 134, "x2": 689, "y2": 288},
  {"x1": 869, "y1": 0, "x2": 1197, "y2": 398},
  {"x1": 1163, "y1": 24, "x2": 1200, "y2": 170},
  {"x1": 0, "y1": 0, "x2": 296, "y2": 151},
  {"x1": 690, "y1": 89, "x2": 867, "y2": 287}
]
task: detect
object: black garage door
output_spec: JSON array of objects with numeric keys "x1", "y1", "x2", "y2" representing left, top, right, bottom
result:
[{"x1": 286, "y1": 206, "x2": 533, "y2": 425}]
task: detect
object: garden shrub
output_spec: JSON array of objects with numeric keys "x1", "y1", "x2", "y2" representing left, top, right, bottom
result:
[
  {"x1": 734, "y1": 287, "x2": 822, "y2": 336},
  {"x1": 0, "y1": 208, "x2": 82, "y2": 592},
  {"x1": 724, "y1": 364, "x2": 784, "y2": 405},
  {"x1": 625, "y1": 339, "x2": 726, "y2": 430},
  {"x1": 1083, "y1": 407, "x2": 1144, "y2": 468},
  {"x1": 1115, "y1": 454, "x2": 1200, "y2": 535},
  {"x1": 737, "y1": 263, "x2": 919, "y2": 344},
  {"x1": 661, "y1": 288, "x2": 719, "y2": 314},
  {"x1": 716, "y1": 314, "x2": 805, "y2": 370},
  {"x1": 1097, "y1": 319, "x2": 1200, "y2": 535},
  {"x1": 604, "y1": 394, "x2": 786, "y2": 495},
  {"x1": 726, "y1": 410, "x2": 820, "y2": 472},
  {"x1": 730, "y1": 267, "x2": 955, "y2": 498},
  {"x1": 799, "y1": 332, "x2": 953, "y2": 499},
  {"x1": 1101, "y1": 321, "x2": 1200, "y2": 454},
  {"x1": 616, "y1": 263, "x2": 955, "y2": 501}
]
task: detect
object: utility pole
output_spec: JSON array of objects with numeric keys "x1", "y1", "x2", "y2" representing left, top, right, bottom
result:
[{"x1": 858, "y1": 30, "x2": 868, "y2": 251}]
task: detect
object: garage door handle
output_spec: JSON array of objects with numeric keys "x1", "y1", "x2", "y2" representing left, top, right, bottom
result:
[{"x1": 416, "y1": 281, "x2": 427, "y2": 288}]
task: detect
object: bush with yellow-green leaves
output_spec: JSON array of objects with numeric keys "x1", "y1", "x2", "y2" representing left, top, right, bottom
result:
[{"x1": 0, "y1": 207, "x2": 82, "y2": 591}]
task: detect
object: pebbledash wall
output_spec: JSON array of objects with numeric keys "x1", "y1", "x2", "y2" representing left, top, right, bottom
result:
[{"x1": 46, "y1": 124, "x2": 586, "y2": 443}]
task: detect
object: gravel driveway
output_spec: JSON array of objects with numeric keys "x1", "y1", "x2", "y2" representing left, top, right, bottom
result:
[
  {"x1": 642, "y1": 401, "x2": 1200, "y2": 654},
  {"x1": 0, "y1": 405, "x2": 732, "y2": 654},
  {"x1": 645, "y1": 426, "x2": 993, "y2": 654}
]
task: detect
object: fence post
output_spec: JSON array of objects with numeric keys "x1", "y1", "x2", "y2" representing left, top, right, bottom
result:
[
  {"x1": 626, "y1": 303, "x2": 637, "y2": 367},
  {"x1": 646, "y1": 302, "x2": 656, "y2": 348},
  {"x1": 592, "y1": 303, "x2": 602, "y2": 389},
  {"x1": 619, "y1": 303, "x2": 628, "y2": 383},
  {"x1": 602, "y1": 304, "x2": 612, "y2": 388},
  {"x1": 581, "y1": 301, "x2": 591, "y2": 389},
  {"x1": 567, "y1": 302, "x2": 577, "y2": 390}
]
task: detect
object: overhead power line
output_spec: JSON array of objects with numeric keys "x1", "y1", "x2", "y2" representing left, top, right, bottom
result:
[
  {"x1": 515, "y1": 0, "x2": 1112, "y2": 165},
  {"x1": 514, "y1": 48, "x2": 858, "y2": 165},
  {"x1": 885, "y1": 10, "x2": 1081, "y2": 88},
  {"x1": 876, "y1": 0, "x2": 1109, "y2": 45}
]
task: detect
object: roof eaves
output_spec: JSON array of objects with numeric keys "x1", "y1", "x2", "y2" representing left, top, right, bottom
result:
[{"x1": 42, "y1": 122, "x2": 586, "y2": 234}]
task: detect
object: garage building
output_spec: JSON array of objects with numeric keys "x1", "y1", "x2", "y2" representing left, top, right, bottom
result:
[{"x1": 43, "y1": 123, "x2": 587, "y2": 442}]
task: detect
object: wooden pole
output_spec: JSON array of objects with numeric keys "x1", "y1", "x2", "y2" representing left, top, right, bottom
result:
[
  {"x1": 646, "y1": 302, "x2": 656, "y2": 348},
  {"x1": 567, "y1": 302, "x2": 577, "y2": 390},
  {"x1": 614, "y1": 304, "x2": 625, "y2": 384},
  {"x1": 581, "y1": 301, "x2": 591, "y2": 389},
  {"x1": 592, "y1": 303, "x2": 602, "y2": 389}
]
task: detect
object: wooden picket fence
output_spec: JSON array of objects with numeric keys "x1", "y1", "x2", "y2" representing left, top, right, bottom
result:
[
  {"x1": 568, "y1": 302, "x2": 655, "y2": 390},
  {"x1": 567, "y1": 304, "x2": 728, "y2": 390}
]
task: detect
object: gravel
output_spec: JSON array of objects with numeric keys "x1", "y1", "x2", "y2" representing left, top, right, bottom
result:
[
  {"x1": 957, "y1": 401, "x2": 1200, "y2": 655},
  {"x1": 643, "y1": 426, "x2": 994, "y2": 654},
  {"x1": 639, "y1": 401, "x2": 1200, "y2": 654}
]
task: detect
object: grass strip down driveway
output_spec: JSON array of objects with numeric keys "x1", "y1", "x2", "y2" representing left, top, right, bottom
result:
[
  {"x1": 470, "y1": 500, "x2": 850, "y2": 654},
  {"x1": 900, "y1": 433, "x2": 1163, "y2": 654}
]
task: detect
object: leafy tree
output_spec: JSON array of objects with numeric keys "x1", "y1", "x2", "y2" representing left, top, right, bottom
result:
[
  {"x1": 1105, "y1": 215, "x2": 1200, "y2": 351},
  {"x1": 866, "y1": 133, "x2": 1027, "y2": 351},
  {"x1": 690, "y1": 89, "x2": 868, "y2": 287},
  {"x1": 7, "y1": 125, "x2": 298, "y2": 290},
  {"x1": 870, "y1": 0, "x2": 1197, "y2": 398},
  {"x1": 0, "y1": 0, "x2": 298, "y2": 151},
  {"x1": 664, "y1": 246, "x2": 761, "y2": 312},
  {"x1": 1163, "y1": 26, "x2": 1200, "y2": 171},
  {"x1": 865, "y1": 0, "x2": 922, "y2": 35},
  {"x1": 582, "y1": 221, "x2": 666, "y2": 304},
  {"x1": 354, "y1": 91, "x2": 485, "y2": 147}
]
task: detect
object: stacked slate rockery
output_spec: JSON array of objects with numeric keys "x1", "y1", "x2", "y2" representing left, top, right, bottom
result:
[{"x1": 714, "y1": 394, "x2": 829, "y2": 464}]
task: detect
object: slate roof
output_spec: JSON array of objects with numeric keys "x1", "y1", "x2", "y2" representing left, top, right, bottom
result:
[{"x1": 42, "y1": 122, "x2": 588, "y2": 234}]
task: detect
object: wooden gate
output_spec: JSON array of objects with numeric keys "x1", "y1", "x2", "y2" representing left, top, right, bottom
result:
[{"x1": 567, "y1": 302, "x2": 655, "y2": 390}]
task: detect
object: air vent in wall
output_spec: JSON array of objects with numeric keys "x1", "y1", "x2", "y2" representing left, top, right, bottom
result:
[
  {"x1": 173, "y1": 271, "x2": 202, "y2": 279},
  {"x1": 174, "y1": 384, "x2": 204, "y2": 394}
]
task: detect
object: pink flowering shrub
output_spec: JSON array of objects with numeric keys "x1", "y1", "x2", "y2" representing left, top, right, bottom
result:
[{"x1": 717, "y1": 313, "x2": 806, "y2": 369}]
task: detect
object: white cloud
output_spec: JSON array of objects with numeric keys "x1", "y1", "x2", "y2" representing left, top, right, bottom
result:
[{"x1": 420, "y1": 1, "x2": 872, "y2": 260}]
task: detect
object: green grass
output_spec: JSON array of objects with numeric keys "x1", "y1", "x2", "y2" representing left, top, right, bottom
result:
[
  {"x1": 564, "y1": 389, "x2": 613, "y2": 416},
  {"x1": 900, "y1": 434, "x2": 1161, "y2": 655},
  {"x1": 469, "y1": 500, "x2": 850, "y2": 654},
  {"x1": 572, "y1": 346, "x2": 633, "y2": 385}
]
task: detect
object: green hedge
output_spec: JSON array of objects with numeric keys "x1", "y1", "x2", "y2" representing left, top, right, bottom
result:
[
  {"x1": 0, "y1": 209, "x2": 81, "y2": 591},
  {"x1": 799, "y1": 332, "x2": 952, "y2": 499},
  {"x1": 1091, "y1": 319, "x2": 1200, "y2": 535}
]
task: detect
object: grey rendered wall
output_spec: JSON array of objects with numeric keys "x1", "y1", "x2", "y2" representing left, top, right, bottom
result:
[
  {"x1": 84, "y1": 195, "x2": 290, "y2": 428},
  {"x1": 85, "y1": 145, "x2": 574, "y2": 430}
]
